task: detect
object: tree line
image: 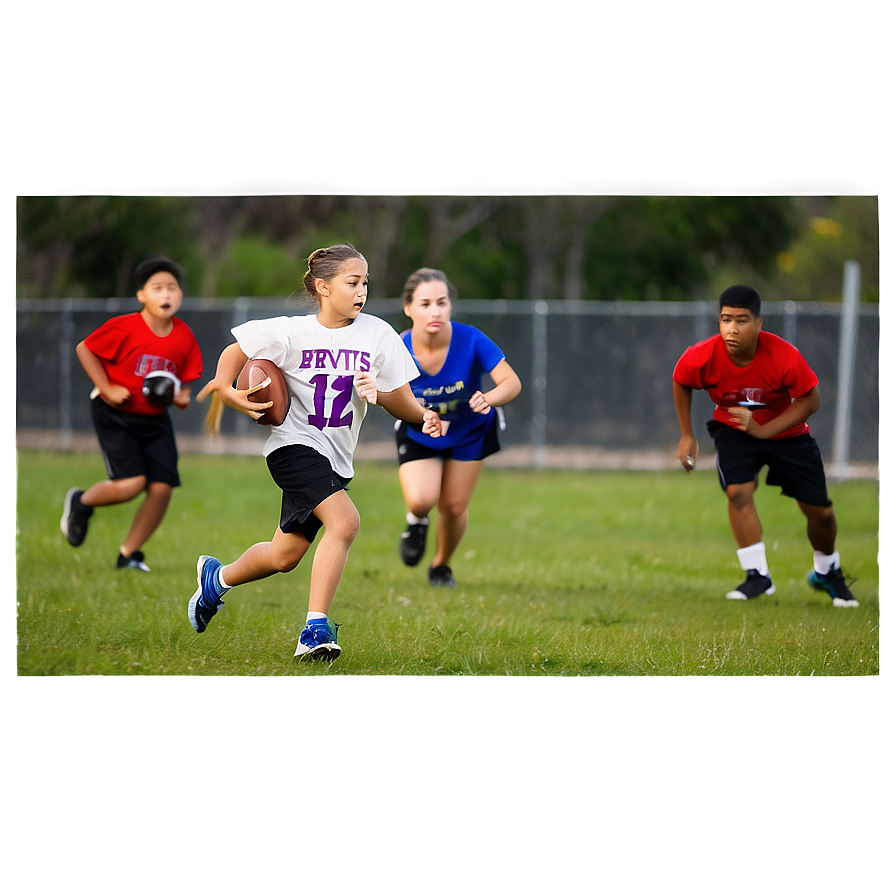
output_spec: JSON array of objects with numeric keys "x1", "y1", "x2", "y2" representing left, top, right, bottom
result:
[{"x1": 16, "y1": 195, "x2": 878, "y2": 303}]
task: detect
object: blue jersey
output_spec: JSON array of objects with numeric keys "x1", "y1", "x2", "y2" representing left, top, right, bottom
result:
[{"x1": 402, "y1": 321, "x2": 506, "y2": 449}]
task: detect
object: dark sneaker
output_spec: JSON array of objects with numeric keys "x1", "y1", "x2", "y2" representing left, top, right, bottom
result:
[
  {"x1": 60, "y1": 488, "x2": 93, "y2": 547},
  {"x1": 117, "y1": 550, "x2": 151, "y2": 572},
  {"x1": 428, "y1": 564, "x2": 457, "y2": 587},
  {"x1": 400, "y1": 520, "x2": 429, "y2": 566},
  {"x1": 807, "y1": 567, "x2": 859, "y2": 607},
  {"x1": 725, "y1": 569, "x2": 775, "y2": 600},
  {"x1": 188, "y1": 555, "x2": 227, "y2": 633},
  {"x1": 294, "y1": 619, "x2": 342, "y2": 661}
]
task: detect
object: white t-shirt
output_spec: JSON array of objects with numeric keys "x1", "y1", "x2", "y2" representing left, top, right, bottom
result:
[{"x1": 232, "y1": 313, "x2": 420, "y2": 478}]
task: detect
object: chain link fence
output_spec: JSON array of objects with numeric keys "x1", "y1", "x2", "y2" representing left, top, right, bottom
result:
[{"x1": 16, "y1": 297, "x2": 879, "y2": 476}]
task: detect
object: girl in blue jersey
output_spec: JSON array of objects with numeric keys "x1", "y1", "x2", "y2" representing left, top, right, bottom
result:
[{"x1": 395, "y1": 268, "x2": 521, "y2": 586}]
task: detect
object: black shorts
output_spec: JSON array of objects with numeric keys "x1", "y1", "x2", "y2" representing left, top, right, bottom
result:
[
  {"x1": 395, "y1": 414, "x2": 501, "y2": 465},
  {"x1": 91, "y1": 398, "x2": 180, "y2": 487},
  {"x1": 265, "y1": 445, "x2": 351, "y2": 543},
  {"x1": 707, "y1": 419, "x2": 831, "y2": 507}
]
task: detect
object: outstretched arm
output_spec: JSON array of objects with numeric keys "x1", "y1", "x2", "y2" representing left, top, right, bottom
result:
[
  {"x1": 469, "y1": 359, "x2": 522, "y2": 415},
  {"x1": 673, "y1": 380, "x2": 698, "y2": 472},
  {"x1": 374, "y1": 383, "x2": 443, "y2": 437}
]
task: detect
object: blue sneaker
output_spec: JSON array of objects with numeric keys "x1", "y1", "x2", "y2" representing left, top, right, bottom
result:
[
  {"x1": 807, "y1": 567, "x2": 859, "y2": 607},
  {"x1": 294, "y1": 618, "x2": 342, "y2": 661},
  {"x1": 188, "y1": 555, "x2": 227, "y2": 633}
]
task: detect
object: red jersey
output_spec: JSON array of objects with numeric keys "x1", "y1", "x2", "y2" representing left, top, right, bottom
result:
[
  {"x1": 84, "y1": 312, "x2": 203, "y2": 415},
  {"x1": 673, "y1": 331, "x2": 818, "y2": 439}
]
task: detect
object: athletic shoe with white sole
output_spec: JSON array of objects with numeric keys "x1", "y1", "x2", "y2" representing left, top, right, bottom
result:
[
  {"x1": 294, "y1": 619, "x2": 342, "y2": 661},
  {"x1": 400, "y1": 521, "x2": 429, "y2": 566},
  {"x1": 428, "y1": 564, "x2": 457, "y2": 587},
  {"x1": 117, "y1": 550, "x2": 151, "y2": 572},
  {"x1": 726, "y1": 569, "x2": 775, "y2": 600},
  {"x1": 807, "y1": 567, "x2": 859, "y2": 607},
  {"x1": 60, "y1": 488, "x2": 93, "y2": 547},
  {"x1": 188, "y1": 555, "x2": 227, "y2": 633}
]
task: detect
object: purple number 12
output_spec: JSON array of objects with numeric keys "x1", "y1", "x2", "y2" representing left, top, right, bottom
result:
[{"x1": 308, "y1": 374, "x2": 354, "y2": 431}]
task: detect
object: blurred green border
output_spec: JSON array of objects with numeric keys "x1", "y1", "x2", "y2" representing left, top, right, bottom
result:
[{"x1": 0, "y1": 0, "x2": 896, "y2": 896}]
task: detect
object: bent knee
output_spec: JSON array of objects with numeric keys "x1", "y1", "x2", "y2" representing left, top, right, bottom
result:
[
  {"x1": 117, "y1": 475, "x2": 148, "y2": 500},
  {"x1": 800, "y1": 502, "x2": 835, "y2": 525},
  {"x1": 439, "y1": 498, "x2": 470, "y2": 520},
  {"x1": 726, "y1": 481, "x2": 756, "y2": 507},
  {"x1": 337, "y1": 510, "x2": 362, "y2": 544},
  {"x1": 271, "y1": 550, "x2": 303, "y2": 574}
]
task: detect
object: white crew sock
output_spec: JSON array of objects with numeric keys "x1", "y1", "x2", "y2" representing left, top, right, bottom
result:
[
  {"x1": 814, "y1": 551, "x2": 840, "y2": 575},
  {"x1": 406, "y1": 512, "x2": 428, "y2": 526},
  {"x1": 736, "y1": 541, "x2": 769, "y2": 576}
]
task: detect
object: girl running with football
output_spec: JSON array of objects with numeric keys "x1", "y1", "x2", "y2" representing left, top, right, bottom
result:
[
  {"x1": 188, "y1": 244, "x2": 442, "y2": 660},
  {"x1": 395, "y1": 267, "x2": 521, "y2": 586}
]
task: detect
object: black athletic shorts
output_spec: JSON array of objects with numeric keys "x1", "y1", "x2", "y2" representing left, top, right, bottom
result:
[
  {"x1": 395, "y1": 414, "x2": 501, "y2": 465},
  {"x1": 707, "y1": 419, "x2": 831, "y2": 507},
  {"x1": 265, "y1": 444, "x2": 351, "y2": 543},
  {"x1": 91, "y1": 397, "x2": 180, "y2": 486}
]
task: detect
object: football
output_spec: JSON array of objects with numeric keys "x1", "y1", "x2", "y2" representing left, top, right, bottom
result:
[{"x1": 236, "y1": 358, "x2": 290, "y2": 426}]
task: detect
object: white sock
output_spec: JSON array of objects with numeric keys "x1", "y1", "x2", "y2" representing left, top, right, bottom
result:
[
  {"x1": 306, "y1": 611, "x2": 327, "y2": 622},
  {"x1": 814, "y1": 551, "x2": 840, "y2": 575},
  {"x1": 217, "y1": 569, "x2": 232, "y2": 592},
  {"x1": 736, "y1": 542, "x2": 769, "y2": 576},
  {"x1": 406, "y1": 512, "x2": 428, "y2": 526}
]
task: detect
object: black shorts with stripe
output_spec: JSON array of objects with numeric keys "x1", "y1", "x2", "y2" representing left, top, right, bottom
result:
[
  {"x1": 91, "y1": 397, "x2": 180, "y2": 486},
  {"x1": 265, "y1": 444, "x2": 351, "y2": 543},
  {"x1": 706, "y1": 419, "x2": 831, "y2": 507}
]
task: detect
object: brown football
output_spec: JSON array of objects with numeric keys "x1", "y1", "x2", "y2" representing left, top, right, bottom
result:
[{"x1": 236, "y1": 358, "x2": 291, "y2": 426}]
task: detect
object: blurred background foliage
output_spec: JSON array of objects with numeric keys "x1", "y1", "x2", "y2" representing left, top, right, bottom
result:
[{"x1": 16, "y1": 195, "x2": 878, "y2": 303}]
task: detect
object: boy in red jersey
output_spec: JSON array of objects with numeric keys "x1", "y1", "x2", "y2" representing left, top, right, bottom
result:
[
  {"x1": 60, "y1": 256, "x2": 203, "y2": 571},
  {"x1": 672, "y1": 284, "x2": 858, "y2": 606}
]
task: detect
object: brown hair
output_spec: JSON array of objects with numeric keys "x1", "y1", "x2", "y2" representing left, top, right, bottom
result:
[
  {"x1": 302, "y1": 243, "x2": 366, "y2": 304},
  {"x1": 401, "y1": 267, "x2": 457, "y2": 306}
]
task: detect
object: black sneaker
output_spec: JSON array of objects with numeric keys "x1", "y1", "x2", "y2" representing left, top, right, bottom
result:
[
  {"x1": 400, "y1": 520, "x2": 429, "y2": 566},
  {"x1": 428, "y1": 564, "x2": 457, "y2": 587},
  {"x1": 807, "y1": 567, "x2": 859, "y2": 607},
  {"x1": 117, "y1": 550, "x2": 151, "y2": 572},
  {"x1": 60, "y1": 488, "x2": 93, "y2": 546},
  {"x1": 725, "y1": 569, "x2": 775, "y2": 600}
]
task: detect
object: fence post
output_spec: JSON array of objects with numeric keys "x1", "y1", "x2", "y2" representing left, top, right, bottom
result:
[
  {"x1": 59, "y1": 298, "x2": 74, "y2": 450},
  {"x1": 531, "y1": 301, "x2": 549, "y2": 467},
  {"x1": 830, "y1": 260, "x2": 861, "y2": 480}
]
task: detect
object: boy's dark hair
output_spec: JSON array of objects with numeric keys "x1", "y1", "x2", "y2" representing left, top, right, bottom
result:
[
  {"x1": 134, "y1": 256, "x2": 185, "y2": 291},
  {"x1": 719, "y1": 284, "x2": 761, "y2": 317}
]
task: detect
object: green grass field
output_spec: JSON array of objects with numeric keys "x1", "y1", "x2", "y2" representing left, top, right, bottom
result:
[{"x1": 16, "y1": 448, "x2": 879, "y2": 676}]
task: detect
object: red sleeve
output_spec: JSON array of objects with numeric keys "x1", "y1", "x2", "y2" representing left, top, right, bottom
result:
[
  {"x1": 174, "y1": 320, "x2": 203, "y2": 384},
  {"x1": 84, "y1": 316, "x2": 128, "y2": 363},
  {"x1": 673, "y1": 338, "x2": 713, "y2": 390},
  {"x1": 782, "y1": 345, "x2": 818, "y2": 399}
]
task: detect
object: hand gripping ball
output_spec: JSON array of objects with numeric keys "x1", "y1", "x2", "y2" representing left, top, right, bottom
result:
[{"x1": 236, "y1": 358, "x2": 291, "y2": 426}]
